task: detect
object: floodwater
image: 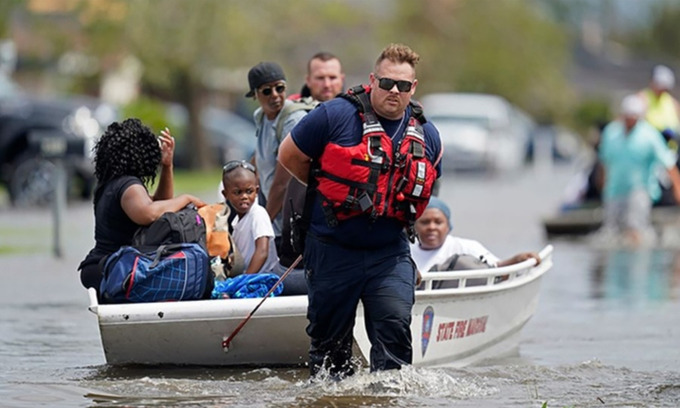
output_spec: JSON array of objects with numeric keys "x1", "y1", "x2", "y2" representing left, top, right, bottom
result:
[{"x1": 1, "y1": 161, "x2": 680, "y2": 407}]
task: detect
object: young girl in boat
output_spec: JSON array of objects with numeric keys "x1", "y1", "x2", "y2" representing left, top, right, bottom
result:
[
  {"x1": 221, "y1": 160, "x2": 279, "y2": 274},
  {"x1": 410, "y1": 196, "x2": 541, "y2": 275}
]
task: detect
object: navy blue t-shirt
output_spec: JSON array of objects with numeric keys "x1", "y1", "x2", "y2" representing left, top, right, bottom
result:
[{"x1": 291, "y1": 96, "x2": 442, "y2": 248}]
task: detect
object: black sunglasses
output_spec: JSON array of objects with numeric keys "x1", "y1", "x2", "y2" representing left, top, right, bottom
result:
[
  {"x1": 375, "y1": 75, "x2": 413, "y2": 93},
  {"x1": 258, "y1": 83, "x2": 286, "y2": 96},
  {"x1": 223, "y1": 160, "x2": 256, "y2": 175}
]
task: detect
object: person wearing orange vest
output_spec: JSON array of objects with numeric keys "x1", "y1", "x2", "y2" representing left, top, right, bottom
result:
[{"x1": 279, "y1": 43, "x2": 442, "y2": 379}]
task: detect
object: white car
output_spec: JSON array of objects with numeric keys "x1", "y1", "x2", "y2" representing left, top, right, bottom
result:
[{"x1": 420, "y1": 92, "x2": 535, "y2": 172}]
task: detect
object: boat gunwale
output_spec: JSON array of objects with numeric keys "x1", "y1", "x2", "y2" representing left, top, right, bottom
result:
[{"x1": 89, "y1": 245, "x2": 552, "y2": 323}]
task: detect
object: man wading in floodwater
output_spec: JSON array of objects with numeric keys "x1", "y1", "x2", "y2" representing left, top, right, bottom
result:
[{"x1": 279, "y1": 43, "x2": 442, "y2": 379}]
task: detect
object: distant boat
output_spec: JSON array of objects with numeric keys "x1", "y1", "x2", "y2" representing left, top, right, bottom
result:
[
  {"x1": 543, "y1": 205, "x2": 680, "y2": 237},
  {"x1": 87, "y1": 246, "x2": 553, "y2": 367}
]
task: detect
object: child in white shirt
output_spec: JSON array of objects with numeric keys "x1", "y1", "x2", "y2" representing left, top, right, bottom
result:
[{"x1": 221, "y1": 160, "x2": 279, "y2": 274}]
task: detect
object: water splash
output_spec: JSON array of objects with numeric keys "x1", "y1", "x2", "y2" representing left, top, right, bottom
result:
[{"x1": 299, "y1": 365, "x2": 497, "y2": 400}]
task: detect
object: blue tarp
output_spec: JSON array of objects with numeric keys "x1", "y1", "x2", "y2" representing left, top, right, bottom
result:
[{"x1": 211, "y1": 273, "x2": 283, "y2": 299}]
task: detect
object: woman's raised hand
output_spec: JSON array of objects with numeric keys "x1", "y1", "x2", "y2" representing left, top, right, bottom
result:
[{"x1": 159, "y1": 127, "x2": 175, "y2": 168}]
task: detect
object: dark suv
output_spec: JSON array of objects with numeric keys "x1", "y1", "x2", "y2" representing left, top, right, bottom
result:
[{"x1": 0, "y1": 73, "x2": 116, "y2": 206}]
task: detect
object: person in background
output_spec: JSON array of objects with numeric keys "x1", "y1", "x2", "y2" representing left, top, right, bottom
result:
[
  {"x1": 221, "y1": 160, "x2": 279, "y2": 275},
  {"x1": 637, "y1": 65, "x2": 680, "y2": 206},
  {"x1": 288, "y1": 51, "x2": 345, "y2": 102},
  {"x1": 598, "y1": 94, "x2": 680, "y2": 245},
  {"x1": 245, "y1": 62, "x2": 308, "y2": 247},
  {"x1": 277, "y1": 52, "x2": 345, "y2": 295},
  {"x1": 638, "y1": 64, "x2": 680, "y2": 143},
  {"x1": 410, "y1": 197, "x2": 540, "y2": 276},
  {"x1": 78, "y1": 119, "x2": 206, "y2": 299},
  {"x1": 279, "y1": 43, "x2": 442, "y2": 378}
]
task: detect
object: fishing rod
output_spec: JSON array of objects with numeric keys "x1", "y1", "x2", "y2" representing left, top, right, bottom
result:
[{"x1": 222, "y1": 254, "x2": 303, "y2": 351}]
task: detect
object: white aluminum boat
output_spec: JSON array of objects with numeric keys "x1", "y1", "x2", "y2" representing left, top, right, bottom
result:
[{"x1": 88, "y1": 245, "x2": 553, "y2": 367}]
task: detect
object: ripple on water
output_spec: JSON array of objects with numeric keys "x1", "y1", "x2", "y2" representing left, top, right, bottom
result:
[
  {"x1": 77, "y1": 365, "x2": 498, "y2": 407},
  {"x1": 74, "y1": 361, "x2": 680, "y2": 407}
]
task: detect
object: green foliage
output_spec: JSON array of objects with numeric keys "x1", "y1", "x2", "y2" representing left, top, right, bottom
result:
[
  {"x1": 388, "y1": 0, "x2": 573, "y2": 123},
  {"x1": 17, "y1": 0, "x2": 578, "y2": 161},
  {"x1": 572, "y1": 98, "x2": 612, "y2": 132},
  {"x1": 121, "y1": 96, "x2": 186, "y2": 138},
  {"x1": 0, "y1": 0, "x2": 22, "y2": 38},
  {"x1": 627, "y1": 1, "x2": 680, "y2": 61}
]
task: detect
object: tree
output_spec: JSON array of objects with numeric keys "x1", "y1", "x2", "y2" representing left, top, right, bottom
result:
[
  {"x1": 14, "y1": 0, "x2": 578, "y2": 166},
  {"x1": 385, "y1": 0, "x2": 573, "y2": 123},
  {"x1": 76, "y1": 0, "x2": 379, "y2": 170},
  {"x1": 76, "y1": 0, "x2": 265, "y2": 170},
  {"x1": 625, "y1": 1, "x2": 680, "y2": 65}
]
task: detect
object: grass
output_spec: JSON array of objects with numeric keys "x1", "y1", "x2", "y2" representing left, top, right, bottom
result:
[
  {"x1": 0, "y1": 168, "x2": 222, "y2": 204},
  {"x1": 541, "y1": 402, "x2": 577, "y2": 408},
  {"x1": 171, "y1": 168, "x2": 223, "y2": 195},
  {"x1": 0, "y1": 185, "x2": 7, "y2": 207},
  {"x1": 0, "y1": 227, "x2": 51, "y2": 256},
  {"x1": 0, "y1": 168, "x2": 221, "y2": 256},
  {"x1": 0, "y1": 245, "x2": 25, "y2": 255}
]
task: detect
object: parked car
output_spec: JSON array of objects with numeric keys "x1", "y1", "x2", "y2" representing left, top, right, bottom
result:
[
  {"x1": 173, "y1": 106, "x2": 256, "y2": 168},
  {"x1": 420, "y1": 92, "x2": 536, "y2": 172},
  {"x1": 525, "y1": 124, "x2": 584, "y2": 163},
  {"x1": 0, "y1": 72, "x2": 117, "y2": 206},
  {"x1": 202, "y1": 106, "x2": 256, "y2": 165}
]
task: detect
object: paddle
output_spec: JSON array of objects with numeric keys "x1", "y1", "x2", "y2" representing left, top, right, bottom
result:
[{"x1": 222, "y1": 254, "x2": 303, "y2": 351}]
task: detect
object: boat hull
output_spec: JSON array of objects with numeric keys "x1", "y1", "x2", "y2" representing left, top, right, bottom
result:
[
  {"x1": 543, "y1": 205, "x2": 680, "y2": 236},
  {"x1": 355, "y1": 248, "x2": 550, "y2": 367},
  {"x1": 94, "y1": 296, "x2": 310, "y2": 366},
  {"x1": 89, "y1": 246, "x2": 553, "y2": 368}
]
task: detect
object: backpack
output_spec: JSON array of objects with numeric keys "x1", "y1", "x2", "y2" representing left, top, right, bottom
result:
[
  {"x1": 197, "y1": 202, "x2": 245, "y2": 278},
  {"x1": 132, "y1": 204, "x2": 207, "y2": 250},
  {"x1": 255, "y1": 96, "x2": 319, "y2": 143},
  {"x1": 100, "y1": 243, "x2": 211, "y2": 303}
]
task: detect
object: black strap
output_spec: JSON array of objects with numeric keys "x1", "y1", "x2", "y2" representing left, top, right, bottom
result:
[
  {"x1": 296, "y1": 163, "x2": 321, "y2": 244},
  {"x1": 409, "y1": 100, "x2": 427, "y2": 124},
  {"x1": 409, "y1": 138, "x2": 425, "y2": 158},
  {"x1": 315, "y1": 169, "x2": 377, "y2": 192},
  {"x1": 338, "y1": 85, "x2": 366, "y2": 112}
]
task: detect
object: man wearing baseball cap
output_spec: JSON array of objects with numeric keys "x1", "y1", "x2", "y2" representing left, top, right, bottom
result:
[
  {"x1": 246, "y1": 62, "x2": 307, "y2": 248},
  {"x1": 597, "y1": 94, "x2": 680, "y2": 245}
]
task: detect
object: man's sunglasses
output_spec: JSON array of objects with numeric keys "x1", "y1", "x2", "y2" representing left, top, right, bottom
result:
[
  {"x1": 258, "y1": 83, "x2": 286, "y2": 96},
  {"x1": 223, "y1": 160, "x2": 256, "y2": 175},
  {"x1": 375, "y1": 75, "x2": 413, "y2": 93}
]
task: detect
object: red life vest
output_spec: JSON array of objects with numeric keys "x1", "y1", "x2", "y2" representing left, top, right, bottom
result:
[{"x1": 314, "y1": 85, "x2": 437, "y2": 230}]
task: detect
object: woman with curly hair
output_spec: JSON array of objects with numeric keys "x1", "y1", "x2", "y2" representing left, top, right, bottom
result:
[{"x1": 78, "y1": 118, "x2": 206, "y2": 296}]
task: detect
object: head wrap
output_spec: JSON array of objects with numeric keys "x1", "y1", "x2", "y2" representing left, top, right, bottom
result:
[{"x1": 426, "y1": 196, "x2": 453, "y2": 231}]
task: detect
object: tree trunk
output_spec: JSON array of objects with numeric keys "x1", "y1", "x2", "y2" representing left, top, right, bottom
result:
[{"x1": 175, "y1": 70, "x2": 214, "y2": 171}]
